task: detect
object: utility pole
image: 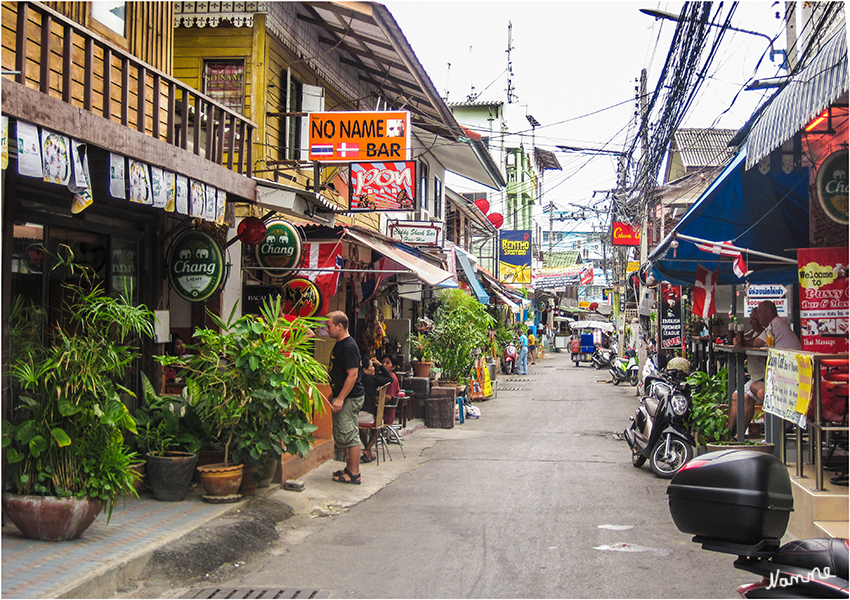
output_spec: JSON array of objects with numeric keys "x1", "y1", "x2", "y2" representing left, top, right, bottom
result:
[
  {"x1": 506, "y1": 22, "x2": 515, "y2": 104},
  {"x1": 549, "y1": 200, "x2": 554, "y2": 267}
]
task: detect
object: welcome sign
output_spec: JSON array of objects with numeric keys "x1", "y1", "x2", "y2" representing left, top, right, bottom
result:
[{"x1": 167, "y1": 230, "x2": 226, "y2": 302}]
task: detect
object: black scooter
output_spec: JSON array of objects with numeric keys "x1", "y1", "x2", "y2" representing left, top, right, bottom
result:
[
  {"x1": 591, "y1": 346, "x2": 616, "y2": 370},
  {"x1": 624, "y1": 366, "x2": 696, "y2": 478},
  {"x1": 668, "y1": 451, "x2": 849, "y2": 598}
]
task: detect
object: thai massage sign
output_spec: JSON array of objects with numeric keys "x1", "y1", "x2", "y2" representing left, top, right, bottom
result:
[
  {"x1": 798, "y1": 247, "x2": 849, "y2": 353},
  {"x1": 499, "y1": 230, "x2": 532, "y2": 284},
  {"x1": 763, "y1": 349, "x2": 814, "y2": 428},
  {"x1": 256, "y1": 221, "x2": 302, "y2": 278},
  {"x1": 611, "y1": 222, "x2": 641, "y2": 246},
  {"x1": 308, "y1": 111, "x2": 410, "y2": 162},
  {"x1": 167, "y1": 230, "x2": 226, "y2": 302},
  {"x1": 815, "y1": 150, "x2": 848, "y2": 225},
  {"x1": 349, "y1": 161, "x2": 416, "y2": 211}
]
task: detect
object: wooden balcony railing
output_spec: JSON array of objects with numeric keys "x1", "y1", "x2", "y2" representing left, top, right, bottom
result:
[{"x1": 4, "y1": 1, "x2": 254, "y2": 177}]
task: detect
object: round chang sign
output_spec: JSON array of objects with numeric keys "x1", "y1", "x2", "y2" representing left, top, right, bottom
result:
[
  {"x1": 256, "y1": 221, "x2": 302, "y2": 278},
  {"x1": 816, "y1": 149, "x2": 849, "y2": 225},
  {"x1": 168, "y1": 230, "x2": 226, "y2": 302}
]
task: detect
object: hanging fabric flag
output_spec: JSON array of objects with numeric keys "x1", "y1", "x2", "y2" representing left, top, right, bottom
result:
[
  {"x1": 163, "y1": 171, "x2": 176, "y2": 212},
  {"x1": 215, "y1": 188, "x2": 227, "y2": 225},
  {"x1": 733, "y1": 254, "x2": 751, "y2": 279},
  {"x1": 69, "y1": 140, "x2": 93, "y2": 214},
  {"x1": 40, "y1": 128, "x2": 71, "y2": 186},
  {"x1": 694, "y1": 239, "x2": 740, "y2": 257},
  {"x1": 1, "y1": 115, "x2": 8, "y2": 170},
  {"x1": 175, "y1": 174, "x2": 188, "y2": 214},
  {"x1": 299, "y1": 242, "x2": 343, "y2": 315},
  {"x1": 692, "y1": 264, "x2": 718, "y2": 319},
  {"x1": 189, "y1": 179, "x2": 205, "y2": 217},
  {"x1": 109, "y1": 153, "x2": 126, "y2": 199},
  {"x1": 128, "y1": 160, "x2": 153, "y2": 204},
  {"x1": 580, "y1": 264, "x2": 594, "y2": 285},
  {"x1": 348, "y1": 256, "x2": 389, "y2": 305},
  {"x1": 17, "y1": 121, "x2": 43, "y2": 178},
  {"x1": 150, "y1": 166, "x2": 168, "y2": 208}
]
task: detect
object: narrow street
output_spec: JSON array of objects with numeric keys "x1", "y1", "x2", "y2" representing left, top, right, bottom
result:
[{"x1": 138, "y1": 351, "x2": 750, "y2": 599}]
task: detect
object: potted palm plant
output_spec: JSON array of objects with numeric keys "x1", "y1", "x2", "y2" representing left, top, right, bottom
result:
[
  {"x1": 160, "y1": 297, "x2": 327, "y2": 501},
  {"x1": 2, "y1": 247, "x2": 153, "y2": 540},
  {"x1": 428, "y1": 288, "x2": 495, "y2": 387},
  {"x1": 133, "y1": 374, "x2": 202, "y2": 501},
  {"x1": 409, "y1": 332, "x2": 433, "y2": 378}
]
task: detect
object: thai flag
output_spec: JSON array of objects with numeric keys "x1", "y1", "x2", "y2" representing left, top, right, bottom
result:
[
  {"x1": 298, "y1": 242, "x2": 343, "y2": 314},
  {"x1": 311, "y1": 144, "x2": 334, "y2": 157}
]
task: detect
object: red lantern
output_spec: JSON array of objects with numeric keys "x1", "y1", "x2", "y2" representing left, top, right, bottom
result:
[
  {"x1": 589, "y1": 302, "x2": 599, "y2": 311},
  {"x1": 487, "y1": 213, "x2": 504, "y2": 229},
  {"x1": 237, "y1": 217, "x2": 267, "y2": 245},
  {"x1": 474, "y1": 198, "x2": 490, "y2": 214}
]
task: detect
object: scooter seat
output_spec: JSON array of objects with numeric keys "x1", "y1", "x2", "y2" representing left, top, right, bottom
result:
[
  {"x1": 644, "y1": 396, "x2": 659, "y2": 419},
  {"x1": 771, "y1": 538, "x2": 849, "y2": 582}
]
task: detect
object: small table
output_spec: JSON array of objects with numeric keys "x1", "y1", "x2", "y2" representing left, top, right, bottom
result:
[{"x1": 713, "y1": 345, "x2": 769, "y2": 445}]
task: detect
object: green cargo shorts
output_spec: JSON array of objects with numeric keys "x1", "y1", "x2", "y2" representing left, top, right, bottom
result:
[{"x1": 331, "y1": 394, "x2": 365, "y2": 448}]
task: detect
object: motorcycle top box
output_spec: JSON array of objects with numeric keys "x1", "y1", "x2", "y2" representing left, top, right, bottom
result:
[{"x1": 666, "y1": 450, "x2": 793, "y2": 547}]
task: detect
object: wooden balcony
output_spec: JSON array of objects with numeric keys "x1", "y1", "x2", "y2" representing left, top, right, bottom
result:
[{"x1": 2, "y1": 1, "x2": 256, "y2": 197}]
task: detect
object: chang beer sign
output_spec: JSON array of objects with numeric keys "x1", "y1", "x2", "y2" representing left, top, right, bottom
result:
[
  {"x1": 168, "y1": 230, "x2": 226, "y2": 302},
  {"x1": 256, "y1": 220, "x2": 302, "y2": 278},
  {"x1": 816, "y1": 149, "x2": 849, "y2": 224}
]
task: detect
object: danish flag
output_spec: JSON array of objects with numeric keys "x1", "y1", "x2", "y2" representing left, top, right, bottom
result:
[
  {"x1": 692, "y1": 265, "x2": 718, "y2": 318},
  {"x1": 695, "y1": 239, "x2": 751, "y2": 279}
]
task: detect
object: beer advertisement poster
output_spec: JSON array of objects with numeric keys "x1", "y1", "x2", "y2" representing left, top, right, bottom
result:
[
  {"x1": 798, "y1": 246, "x2": 849, "y2": 353},
  {"x1": 349, "y1": 161, "x2": 416, "y2": 211}
]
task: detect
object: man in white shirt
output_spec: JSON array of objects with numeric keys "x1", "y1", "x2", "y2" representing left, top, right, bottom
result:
[{"x1": 728, "y1": 300, "x2": 801, "y2": 435}]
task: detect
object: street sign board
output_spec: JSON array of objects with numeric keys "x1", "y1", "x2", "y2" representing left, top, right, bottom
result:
[{"x1": 308, "y1": 111, "x2": 410, "y2": 162}]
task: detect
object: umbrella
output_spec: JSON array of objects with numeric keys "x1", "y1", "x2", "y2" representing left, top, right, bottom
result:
[{"x1": 569, "y1": 320, "x2": 614, "y2": 332}]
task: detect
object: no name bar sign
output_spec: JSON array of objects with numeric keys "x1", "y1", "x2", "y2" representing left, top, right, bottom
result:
[{"x1": 309, "y1": 111, "x2": 410, "y2": 162}]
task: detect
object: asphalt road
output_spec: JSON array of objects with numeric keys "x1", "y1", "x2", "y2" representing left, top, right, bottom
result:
[{"x1": 170, "y1": 351, "x2": 751, "y2": 599}]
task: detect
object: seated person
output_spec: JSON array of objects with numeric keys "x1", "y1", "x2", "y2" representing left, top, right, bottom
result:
[
  {"x1": 381, "y1": 354, "x2": 402, "y2": 426},
  {"x1": 357, "y1": 357, "x2": 393, "y2": 463}
]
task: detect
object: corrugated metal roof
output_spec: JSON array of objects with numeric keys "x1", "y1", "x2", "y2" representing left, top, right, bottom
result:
[
  {"x1": 548, "y1": 251, "x2": 581, "y2": 267},
  {"x1": 746, "y1": 23, "x2": 848, "y2": 170},
  {"x1": 671, "y1": 129, "x2": 738, "y2": 168}
]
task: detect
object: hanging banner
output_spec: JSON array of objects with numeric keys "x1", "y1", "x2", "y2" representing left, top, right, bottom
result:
[
  {"x1": 349, "y1": 161, "x2": 416, "y2": 211},
  {"x1": 763, "y1": 349, "x2": 814, "y2": 428},
  {"x1": 109, "y1": 153, "x2": 125, "y2": 199},
  {"x1": 163, "y1": 171, "x2": 176, "y2": 212},
  {"x1": 499, "y1": 230, "x2": 532, "y2": 284},
  {"x1": 256, "y1": 220, "x2": 302, "y2": 278},
  {"x1": 41, "y1": 129, "x2": 71, "y2": 186},
  {"x1": 128, "y1": 160, "x2": 152, "y2": 204},
  {"x1": 150, "y1": 166, "x2": 168, "y2": 209},
  {"x1": 175, "y1": 174, "x2": 188, "y2": 214},
  {"x1": 1, "y1": 115, "x2": 8, "y2": 170},
  {"x1": 17, "y1": 121, "x2": 43, "y2": 178},
  {"x1": 308, "y1": 110, "x2": 410, "y2": 162},
  {"x1": 659, "y1": 283, "x2": 683, "y2": 349},
  {"x1": 167, "y1": 229, "x2": 226, "y2": 303},
  {"x1": 798, "y1": 247, "x2": 849, "y2": 353},
  {"x1": 69, "y1": 141, "x2": 93, "y2": 214},
  {"x1": 190, "y1": 179, "x2": 205, "y2": 217}
]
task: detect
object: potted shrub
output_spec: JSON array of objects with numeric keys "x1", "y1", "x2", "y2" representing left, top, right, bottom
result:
[
  {"x1": 409, "y1": 332, "x2": 434, "y2": 378},
  {"x1": 686, "y1": 369, "x2": 730, "y2": 448},
  {"x1": 133, "y1": 374, "x2": 201, "y2": 501},
  {"x1": 427, "y1": 288, "x2": 495, "y2": 386},
  {"x1": 161, "y1": 297, "x2": 327, "y2": 501},
  {"x1": 2, "y1": 248, "x2": 152, "y2": 540}
]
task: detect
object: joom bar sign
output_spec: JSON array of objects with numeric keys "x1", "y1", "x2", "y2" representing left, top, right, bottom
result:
[{"x1": 349, "y1": 161, "x2": 416, "y2": 211}]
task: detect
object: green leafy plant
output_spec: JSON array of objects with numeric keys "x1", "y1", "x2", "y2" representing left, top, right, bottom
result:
[
  {"x1": 160, "y1": 297, "x2": 327, "y2": 469},
  {"x1": 426, "y1": 288, "x2": 495, "y2": 383},
  {"x1": 2, "y1": 246, "x2": 153, "y2": 519},
  {"x1": 686, "y1": 368, "x2": 730, "y2": 444},
  {"x1": 133, "y1": 373, "x2": 202, "y2": 457},
  {"x1": 409, "y1": 332, "x2": 433, "y2": 362}
]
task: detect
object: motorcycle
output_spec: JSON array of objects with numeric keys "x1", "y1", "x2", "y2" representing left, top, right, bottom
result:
[
  {"x1": 591, "y1": 346, "x2": 616, "y2": 370},
  {"x1": 609, "y1": 348, "x2": 639, "y2": 386},
  {"x1": 502, "y1": 339, "x2": 518, "y2": 374},
  {"x1": 668, "y1": 451, "x2": 849, "y2": 597},
  {"x1": 638, "y1": 352, "x2": 666, "y2": 397},
  {"x1": 624, "y1": 360, "x2": 696, "y2": 478}
]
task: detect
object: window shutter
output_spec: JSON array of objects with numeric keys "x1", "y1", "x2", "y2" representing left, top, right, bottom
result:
[{"x1": 300, "y1": 85, "x2": 325, "y2": 162}]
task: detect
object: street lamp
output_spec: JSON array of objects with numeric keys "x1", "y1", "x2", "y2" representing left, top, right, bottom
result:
[{"x1": 639, "y1": 8, "x2": 786, "y2": 67}]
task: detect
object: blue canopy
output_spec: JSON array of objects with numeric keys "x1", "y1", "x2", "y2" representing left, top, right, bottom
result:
[
  {"x1": 649, "y1": 146, "x2": 809, "y2": 287},
  {"x1": 456, "y1": 249, "x2": 490, "y2": 304}
]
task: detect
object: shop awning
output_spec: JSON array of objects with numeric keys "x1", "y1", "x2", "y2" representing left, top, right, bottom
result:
[
  {"x1": 649, "y1": 146, "x2": 810, "y2": 287},
  {"x1": 254, "y1": 179, "x2": 337, "y2": 227},
  {"x1": 455, "y1": 248, "x2": 490, "y2": 304},
  {"x1": 746, "y1": 24, "x2": 847, "y2": 170},
  {"x1": 344, "y1": 229, "x2": 456, "y2": 288}
]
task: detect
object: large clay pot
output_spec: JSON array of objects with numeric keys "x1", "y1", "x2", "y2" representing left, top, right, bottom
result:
[
  {"x1": 706, "y1": 441, "x2": 776, "y2": 455},
  {"x1": 128, "y1": 462, "x2": 146, "y2": 492},
  {"x1": 258, "y1": 453, "x2": 279, "y2": 488},
  {"x1": 197, "y1": 463, "x2": 243, "y2": 501},
  {"x1": 2, "y1": 494, "x2": 103, "y2": 541},
  {"x1": 145, "y1": 451, "x2": 198, "y2": 501},
  {"x1": 411, "y1": 361, "x2": 432, "y2": 378},
  {"x1": 239, "y1": 465, "x2": 258, "y2": 496}
]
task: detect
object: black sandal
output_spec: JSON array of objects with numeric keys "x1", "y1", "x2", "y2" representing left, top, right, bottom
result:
[{"x1": 332, "y1": 468, "x2": 361, "y2": 485}]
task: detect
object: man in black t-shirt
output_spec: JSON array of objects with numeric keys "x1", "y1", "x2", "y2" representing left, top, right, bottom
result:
[{"x1": 326, "y1": 311, "x2": 365, "y2": 484}]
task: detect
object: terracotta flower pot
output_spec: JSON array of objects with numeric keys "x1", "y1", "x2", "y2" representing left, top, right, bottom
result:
[
  {"x1": 128, "y1": 462, "x2": 146, "y2": 492},
  {"x1": 239, "y1": 465, "x2": 258, "y2": 496},
  {"x1": 411, "y1": 361, "x2": 432, "y2": 378},
  {"x1": 2, "y1": 494, "x2": 103, "y2": 541},
  {"x1": 197, "y1": 463, "x2": 243, "y2": 501},
  {"x1": 706, "y1": 441, "x2": 776, "y2": 455}
]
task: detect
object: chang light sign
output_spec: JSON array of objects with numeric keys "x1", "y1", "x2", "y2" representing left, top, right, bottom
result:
[{"x1": 168, "y1": 230, "x2": 226, "y2": 302}]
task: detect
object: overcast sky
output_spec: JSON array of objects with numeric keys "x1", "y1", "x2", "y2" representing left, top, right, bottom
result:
[{"x1": 384, "y1": 1, "x2": 789, "y2": 232}]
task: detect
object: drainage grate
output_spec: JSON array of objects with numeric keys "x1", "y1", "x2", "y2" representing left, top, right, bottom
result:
[
  {"x1": 498, "y1": 386, "x2": 525, "y2": 391},
  {"x1": 181, "y1": 588, "x2": 331, "y2": 599}
]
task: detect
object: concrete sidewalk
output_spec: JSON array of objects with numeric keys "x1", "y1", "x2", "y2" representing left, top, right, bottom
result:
[{"x1": 2, "y1": 420, "x2": 431, "y2": 599}]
